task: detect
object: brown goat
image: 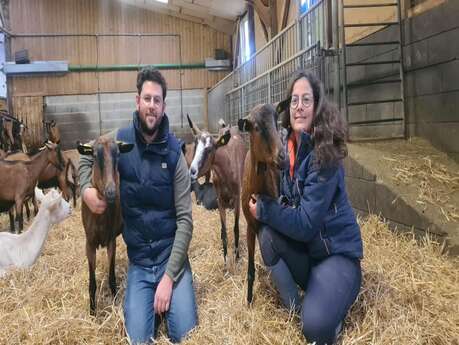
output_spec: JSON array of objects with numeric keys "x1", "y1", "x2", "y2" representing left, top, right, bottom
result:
[
  {"x1": 43, "y1": 120, "x2": 61, "y2": 144},
  {"x1": 239, "y1": 103, "x2": 286, "y2": 304},
  {"x1": 78, "y1": 136, "x2": 133, "y2": 315},
  {"x1": 6, "y1": 148, "x2": 77, "y2": 206},
  {"x1": 0, "y1": 142, "x2": 65, "y2": 233},
  {"x1": 187, "y1": 114, "x2": 247, "y2": 264},
  {"x1": 3, "y1": 118, "x2": 14, "y2": 151}
]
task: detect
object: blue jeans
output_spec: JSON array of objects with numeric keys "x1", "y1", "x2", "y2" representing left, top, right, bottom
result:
[
  {"x1": 259, "y1": 226, "x2": 361, "y2": 345},
  {"x1": 124, "y1": 260, "x2": 198, "y2": 344}
]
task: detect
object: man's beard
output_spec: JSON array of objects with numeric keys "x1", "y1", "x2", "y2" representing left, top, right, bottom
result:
[{"x1": 139, "y1": 114, "x2": 160, "y2": 136}]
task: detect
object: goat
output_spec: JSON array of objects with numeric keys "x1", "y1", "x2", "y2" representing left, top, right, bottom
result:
[
  {"x1": 191, "y1": 180, "x2": 218, "y2": 210},
  {"x1": 187, "y1": 114, "x2": 247, "y2": 264},
  {"x1": 181, "y1": 141, "x2": 216, "y2": 210},
  {"x1": 0, "y1": 142, "x2": 65, "y2": 233},
  {"x1": 6, "y1": 148, "x2": 78, "y2": 207},
  {"x1": 0, "y1": 188, "x2": 72, "y2": 278},
  {"x1": 2, "y1": 117, "x2": 14, "y2": 151},
  {"x1": 238, "y1": 103, "x2": 286, "y2": 304},
  {"x1": 77, "y1": 136, "x2": 133, "y2": 315},
  {"x1": 43, "y1": 119, "x2": 61, "y2": 144}
]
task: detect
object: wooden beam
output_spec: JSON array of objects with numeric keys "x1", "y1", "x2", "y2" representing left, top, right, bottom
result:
[
  {"x1": 250, "y1": 0, "x2": 271, "y2": 34},
  {"x1": 259, "y1": 16, "x2": 269, "y2": 42},
  {"x1": 269, "y1": 0, "x2": 277, "y2": 37},
  {"x1": 280, "y1": 0, "x2": 291, "y2": 31}
]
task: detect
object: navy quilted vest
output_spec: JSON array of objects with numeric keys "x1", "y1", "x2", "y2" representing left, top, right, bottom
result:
[{"x1": 117, "y1": 112, "x2": 182, "y2": 267}]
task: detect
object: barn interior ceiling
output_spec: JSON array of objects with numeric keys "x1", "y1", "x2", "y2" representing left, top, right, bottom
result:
[{"x1": 118, "y1": 0, "x2": 247, "y2": 34}]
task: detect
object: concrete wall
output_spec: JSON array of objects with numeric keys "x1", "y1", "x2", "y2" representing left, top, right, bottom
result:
[
  {"x1": 207, "y1": 74, "x2": 234, "y2": 132},
  {"x1": 346, "y1": 1, "x2": 459, "y2": 161},
  {"x1": 343, "y1": 156, "x2": 453, "y2": 251},
  {"x1": 44, "y1": 89, "x2": 205, "y2": 150}
]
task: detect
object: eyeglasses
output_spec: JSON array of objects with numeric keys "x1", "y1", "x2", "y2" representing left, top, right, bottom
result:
[
  {"x1": 290, "y1": 95, "x2": 313, "y2": 109},
  {"x1": 141, "y1": 95, "x2": 163, "y2": 107}
]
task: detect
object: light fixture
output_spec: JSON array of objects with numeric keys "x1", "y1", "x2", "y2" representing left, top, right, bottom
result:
[{"x1": 153, "y1": 0, "x2": 168, "y2": 3}]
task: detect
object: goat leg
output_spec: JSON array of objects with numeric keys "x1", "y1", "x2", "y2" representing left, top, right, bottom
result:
[
  {"x1": 25, "y1": 201, "x2": 31, "y2": 221},
  {"x1": 8, "y1": 208, "x2": 15, "y2": 233},
  {"x1": 219, "y1": 207, "x2": 228, "y2": 264},
  {"x1": 234, "y1": 199, "x2": 241, "y2": 261},
  {"x1": 86, "y1": 242, "x2": 97, "y2": 316},
  {"x1": 107, "y1": 239, "x2": 118, "y2": 298},
  {"x1": 32, "y1": 195, "x2": 38, "y2": 216},
  {"x1": 15, "y1": 200, "x2": 24, "y2": 233},
  {"x1": 247, "y1": 227, "x2": 256, "y2": 305}
]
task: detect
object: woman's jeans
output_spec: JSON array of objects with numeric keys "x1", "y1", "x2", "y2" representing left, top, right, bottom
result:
[
  {"x1": 258, "y1": 225, "x2": 361, "y2": 345},
  {"x1": 124, "y1": 260, "x2": 198, "y2": 344}
]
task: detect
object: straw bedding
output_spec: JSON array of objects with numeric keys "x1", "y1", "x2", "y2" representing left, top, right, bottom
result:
[{"x1": 0, "y1": 199, "x2": 458, "y2": 344}]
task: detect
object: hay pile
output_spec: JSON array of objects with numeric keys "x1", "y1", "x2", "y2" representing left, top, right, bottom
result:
[
  {"x1": 0, "y1": 200, "x2": 458, "y2": 345},
  {"x1": 365, "y1": 137, "x2": 459, "y2": 223}
]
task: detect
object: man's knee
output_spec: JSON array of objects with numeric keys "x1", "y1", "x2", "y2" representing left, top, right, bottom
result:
[
  {"x1": 168, "y1": 315, "x2": 197, "y2": 343},
  {"x1": 124, "y1": 309, "x2": 154, "y2": 345},
  {"x1": 301, "y1": 310, "x2": 339, "y2": 345},
  {"x1": 258, "y1": 226, "x2": 280, "y2": 266},
  {"x1": 167, "y1": 265, "x2": 198, "y2": 342}
]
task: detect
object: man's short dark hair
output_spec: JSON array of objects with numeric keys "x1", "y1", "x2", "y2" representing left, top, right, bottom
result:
[{"x1": 136, "y1": 67, "x2": 167, "y2": 100}]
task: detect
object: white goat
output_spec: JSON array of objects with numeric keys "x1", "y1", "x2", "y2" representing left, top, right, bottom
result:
[{"x1": 0, "y1": 188, "x2": 72, "y2": 277}]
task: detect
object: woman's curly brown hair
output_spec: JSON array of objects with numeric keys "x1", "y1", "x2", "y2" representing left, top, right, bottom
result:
[{"x1": 279, "y1": 70, "x2": 348, "y2": 168}]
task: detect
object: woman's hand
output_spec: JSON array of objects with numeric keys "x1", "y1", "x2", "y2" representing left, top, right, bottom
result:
[{"x1": 248, "y1": 194, "x2": 258, "y2": 219}]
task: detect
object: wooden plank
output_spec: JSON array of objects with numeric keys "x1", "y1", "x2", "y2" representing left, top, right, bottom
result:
[
  {"x1": 8, "y1": 0, "x2": 231, "y2": 96},
  {"x1": 12, "y1": 96, "x2": 45, "y2": 151}
]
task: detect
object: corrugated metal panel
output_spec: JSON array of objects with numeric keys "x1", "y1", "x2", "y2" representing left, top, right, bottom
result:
[{"x1": 44, "y1": 89, "x2": 205, "y2": 150}]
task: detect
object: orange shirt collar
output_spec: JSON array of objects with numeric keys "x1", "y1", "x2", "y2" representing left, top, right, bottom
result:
[{"x1": 288, "y1": 132, "x2": 297, "y2": 178}]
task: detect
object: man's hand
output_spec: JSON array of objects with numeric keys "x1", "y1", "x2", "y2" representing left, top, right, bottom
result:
[
  {"x1": 82, "y1": 187, "x2": 107, "y2": 214},
  {"x1": 154, "y1": 273, "x2": 173, "y2": 314},
  {"x1": 249, "y1": 194, "x2": 258, "y2": 219}
]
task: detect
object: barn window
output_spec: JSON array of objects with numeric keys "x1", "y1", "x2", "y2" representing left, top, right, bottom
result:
[
  {"x1": 299, "y1": 0, "x2": 318, "y2": 15},
  {"x1": 240, "y1": 14, "x2": 252, "y2": 64}
]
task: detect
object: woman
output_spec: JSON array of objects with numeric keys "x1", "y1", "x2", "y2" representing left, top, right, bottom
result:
[{"x1": 249, "y1": 70, "x2": 363, "y2": 345}]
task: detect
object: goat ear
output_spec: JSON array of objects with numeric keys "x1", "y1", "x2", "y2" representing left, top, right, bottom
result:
[
  {"x1": 117, "y1": 141, "x2": 134, "y2": 154},
  {"x1": 216, "y1": 129, "x2": 231, "y2": 148},
  {"x1": 276, "y1": 97, "x2": 290, "y2": 114},
  {"x1": 238, "y1": 118, "x2": 252, "y2": 132},
  {"x1": 77, "y1": 143, "x2": 94, "y2": 155}
]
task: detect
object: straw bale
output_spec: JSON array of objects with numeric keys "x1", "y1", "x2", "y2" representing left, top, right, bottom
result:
[{"x1": 0, "y1": 199, "x2": 458, "y2": 344}]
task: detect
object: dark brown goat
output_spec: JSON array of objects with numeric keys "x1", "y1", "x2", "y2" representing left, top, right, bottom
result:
[
  {"x1": 239, "y1": 103, "x2": 286, "y2": 304},
  {"x1": 2, "y1": 118, "x2": 14, "y2": 151},
  {"x1": 78, "y1": 136, "x2": 133, "y2": 315},
  {"x1": 43, "y1": 120, "x2": 61, "y2": 144},
  {"x1": 0, "y1": 142, "x2": 65, "y2": 233},
  {"x1": 187, "y1": 114, "x2": 247, "y2": 263}
]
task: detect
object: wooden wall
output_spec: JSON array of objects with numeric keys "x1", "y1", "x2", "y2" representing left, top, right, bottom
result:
[
  {"x1": 12, "y1": 96, "x2": 45, "y2": 150},
  {"x1": 8, "y1": 0, "x2": 232, "y2": 96}
]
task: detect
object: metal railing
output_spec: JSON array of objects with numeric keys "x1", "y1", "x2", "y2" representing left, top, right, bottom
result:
[
  {"x1": 226, "y1": 44, "x2": 324, "y2": 124},
  {"x1": 231, "y1": 0, "x2": 327, "y2": 89},
  {"x1": 209, "y1": 0, "x2": 329, "y2": 126}
]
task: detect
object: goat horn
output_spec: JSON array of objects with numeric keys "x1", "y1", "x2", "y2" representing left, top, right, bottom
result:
[{"x1": 186, "y1": 113, "x2": 201, "y2": 136}]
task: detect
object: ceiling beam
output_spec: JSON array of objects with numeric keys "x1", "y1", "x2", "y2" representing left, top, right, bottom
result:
[
  {"x1": 280, "y1": 0, "x2": 290, "y2": 31},
  {"x1": 119, "y1": 0, "x2": 235, "y2": 35},
  {"x1": 249, "y1": 0, "x2": 277, "y2": 39}
]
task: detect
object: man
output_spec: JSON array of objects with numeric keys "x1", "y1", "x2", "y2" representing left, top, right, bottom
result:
[{"x1": 79, "y1": 67, "x2": 197, "y2": 344}]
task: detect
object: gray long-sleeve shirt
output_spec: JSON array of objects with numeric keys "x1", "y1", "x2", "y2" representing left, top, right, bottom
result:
[{"x1": 79, "y1": 130, "x2": 193, "y2": 282}]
